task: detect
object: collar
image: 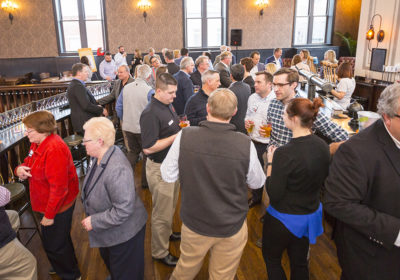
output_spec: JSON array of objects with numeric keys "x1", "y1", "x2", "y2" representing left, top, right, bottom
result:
[
  {"x1": 383, "y1": 122, "x2": 400, "y2": 149},
  {"x1": 97, "y1": 145, "x2": 116, "y2": 167},
  {"x1": 179, "y1": 70, "x2": 190, "y2": 77},
  {"x1": 33, "y1": 134, "x2": 56, "y2": 156},
  {"x1": 152, "y1": 95, "x2": 170, "y2": 107},
  {"x1": 73, "y1": 78, "x2": 85, "y2": 85},
  {"x1": 274, "y1": 56, "x2": 280, "y2": 61},
  {"x1": 221, "y1": 61, "x2": 229, "y2": 68}
]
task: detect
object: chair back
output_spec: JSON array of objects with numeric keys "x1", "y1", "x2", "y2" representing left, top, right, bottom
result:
[{"x1": 321, "y1": 61, "x2": 338, "y2": 83}]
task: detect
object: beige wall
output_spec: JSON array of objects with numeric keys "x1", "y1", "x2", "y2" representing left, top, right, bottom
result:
[
  {"x1": 333, "y1": 0, "x2": 362, "y2": 46},
  {"x1": 355, "y1": 0, "x2": 400, "y2": 78},
  {"x1": 0, "y1": 0, "x2": 58, "y2": 58},
  {"x1": 228, "y1": 0, "x2": 294, "y2": 50}
]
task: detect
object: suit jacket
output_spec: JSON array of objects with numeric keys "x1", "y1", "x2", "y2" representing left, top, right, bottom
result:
[
  {"x1": 98, "y1": 76, "x2": 134, "y2": 105},
  {"x1": 214, "y1": 62, "x2": 232, "y2": 88},
  {"x1": 82, "y1": 146, "x2": 148, "y2": 248},
  {"x1": 265, "y1": 55, "x2": 283, "y2": 67},
  {"x1": 190, "y1": 70, "x2": 202, "y2": 87},
  {"x1": 229, "y1": 81, "x2": 251, "y2": 134},
  {"x1": 257, "y1": 63, "x2": 265, "y2": 72},
  {"x1": 173, "y1": 71, "x2": 194, "y2": 115},
  {"x1": 213, "y1": 54, "x2": 222, "y2": 67},
  {"x1": 323, "y1": 119, "x2": 400, "y2": 279},
  {"x1": 167, "y1": 62, "x2": 180, "y2": 75},
  {"x1": 66, "y1": 79, "x2": 103, "y2": 134}
]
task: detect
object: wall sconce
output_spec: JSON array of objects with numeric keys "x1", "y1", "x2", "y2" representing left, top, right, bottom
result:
[
  {"x1": 137, "y1": 0, "x2": 151, "y2": 22},
  {"x1": 366, "y1": 13, "x2": 385, "y2": 50},
  {"x1": 256, "y1": 0, "x2": 269, "y2": 16},
  {"x1": 1, "y1": 0, "x2": 19, "y2": 24}
]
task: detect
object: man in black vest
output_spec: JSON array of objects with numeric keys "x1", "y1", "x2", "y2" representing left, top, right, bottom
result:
[{"x1": 161, "y1": 88, "x2": 266, "y2": 279}]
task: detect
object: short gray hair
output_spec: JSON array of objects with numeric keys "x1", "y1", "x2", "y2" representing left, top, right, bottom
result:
[
  {"x1": 195, "y1": 55, "x2": 209, "y2": 67},
  {"x1": 201, "y1": 70, "x2": 219, "y2": 84},
  {"x1": 118, "y1": 65, "x2": 130, "y2": 73},
  {"x1": 83, "y1": 117, "x2": 115, "y2": 147},
  {"x1": 180, "y1": 57, "x2": 194, "y2": 70},
  {"x1": 377, "y1": 83, "x2": 400, "y2": 117},
  {"x1": 137, "y1": 64, "x2": 152, "y2": 79}
]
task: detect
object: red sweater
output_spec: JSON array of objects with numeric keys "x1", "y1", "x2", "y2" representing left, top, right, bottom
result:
[{"x1": 16, "y1": 134, "x2": 79, "y2": 219}]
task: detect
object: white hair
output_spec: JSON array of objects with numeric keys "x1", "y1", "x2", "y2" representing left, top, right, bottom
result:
[
  {"x1": 83, "y1": 117, "x2": 115, "y2": 147},
  {"x1": 137, "y1": 64, "x2": 152, "y2": 79},
  {"x1": 180, "y1": 57, "x2": 194, "y2": 70},
  {"x1": 377, "y1": 83, "x2": 400, "y2": 117}
]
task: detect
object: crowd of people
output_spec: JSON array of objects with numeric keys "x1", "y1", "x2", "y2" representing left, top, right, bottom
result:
[{"x1": 1, "y1": 44, "x2": 399, "y2": 280}]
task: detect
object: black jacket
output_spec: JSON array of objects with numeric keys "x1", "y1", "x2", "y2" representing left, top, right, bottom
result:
[{"x1": 229, "y1": 81, "x2": 251, "y2": 134}]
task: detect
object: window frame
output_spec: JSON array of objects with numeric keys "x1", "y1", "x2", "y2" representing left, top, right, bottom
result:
[
  {"x1": 292, "y1": 0, "x2": 335, "y2": 47},
  {"x1": 52, "y1": 0, "x2": 109, "y2": 56},
  {"x1": 183, "y1": 0, "x2": 228, "y2": 50}
]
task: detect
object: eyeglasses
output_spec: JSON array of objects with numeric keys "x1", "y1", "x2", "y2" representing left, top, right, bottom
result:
[
  {"x1": 272, "y1": 82, "x2": 291, "y2": 88},
  {"x1": 82, "y1": 139, "x2": 93, "y2": 143},
  {"x1": 25, "y1": 129, "x2": 35, "y2": 134}
]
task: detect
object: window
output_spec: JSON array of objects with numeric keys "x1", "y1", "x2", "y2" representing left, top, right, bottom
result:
[
  {"x1": 53, "y1": 0, "x2": 107, "y2": 54},
  {"x1": 184, "y1": 0, "x2": 227, "y2": 49},
  {"x1": 293, "y1": 0, "x2": 335, "y2": 45}
]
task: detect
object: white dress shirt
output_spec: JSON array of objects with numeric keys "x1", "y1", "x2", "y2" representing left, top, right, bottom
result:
[
  {"x1": 114, "y1": 52, "x2": 128, "y2": 68},
  {"x1": 161, "y1": 130, "x2": 266, "y2": 189}
]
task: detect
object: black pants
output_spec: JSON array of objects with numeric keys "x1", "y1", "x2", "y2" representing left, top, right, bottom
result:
[
  {"x1": 99, "y1": 225, "x2": 146, "y2": 280},
  {"x1": 262, "y1": 212, "x2": 309, "y2": 280},
  {"x1": 124, "y1": 131, "x2": 148, "y2": 187},
  {"x1": 40, "y1": 204, "x2": 81, "y2": 280},
  {"x1": 251, "y1": 141, "x2": 268, "y2": 202}
]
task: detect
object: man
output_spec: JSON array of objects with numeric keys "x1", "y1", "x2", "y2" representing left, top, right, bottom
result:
[
  {"x1": 227, "y1": 46, "x2": 236, "y2": 64},
  {"x1": 114, "y1": 45, "x2": 128, "y2": 68},
  {"x1": 150, "y1": 56, "x2": 161, "y2": 81},
  {"x1": 116, "y1": 64, "x2": 153, "y2": 188},
  {"x1": 265, "y1": 48, "x2": 283, "y2": 69},
  {"x1": 229, "y1": 64, "x2": 251, "y2": 134},
  {"x1": 99, "y1": 52, "x2": 116, "y2": 81},
  {"x1": 98, "y1": 65, "x2": 134, "y2": 106},
  {"x1": 214, "y1": 51, "x2": 232, "y2": 88},
  {"x1": 67, "y1": 63, "x2": 106, "y2": 135},
  {"x1": 245, "y1": 71, "x2": 276, "y2": 207},
  {"x1": 323, "y1": 84, "x2": 400, "y2": 280},
  {"x1": 265, "y1": 68, "x2": 348, "y2": 148},
  {"x1": 165, "y1": 50, "x2": 180, "y2": 75},
  {"x1": 213, "y1": 45, "x2": 227, "y2": 67},
  {"x1": 0, "y1": 186, "x2": 37, "y2": 280},
  {"x1": 161, "y1": 88, "x2": 265, "y2": 280},
  {"x1": 184, "y1": 70, "x2": 220, "y2": 126},
  {"x1": 175, "y1": 48, "x2": 189, "y2": 66},
  {"x1": 161, "y1": 47, "x2": 168, "y2": 64},
  {"x1": 144, "y1": 47, "x2": 161, "y2": 66},
  {"x1": 172, "y1": 57, "x2": 195, "y2": 115},
  {"x1": 190, "y1": 55, "x2": 209, "y2": 87},
  {"x1": 249, "y1": 51, "x2": 265, "y2": 79},
  {"x1": 140, "y1": 73, "x2": 181, "y2": 266}
]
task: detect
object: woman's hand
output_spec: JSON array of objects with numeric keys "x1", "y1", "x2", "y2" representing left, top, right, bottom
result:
[
  {"x1": 267, "y1": 145, "x2": 277, "y2": 163},
  {"x1": 81, "y1": 216, "x2": 93, "y2": 231},
  {"x1": 16, "y1": 166, "x2": 32, "y2": 180},
  {"x1": 41, "y1": 217, "x2": 54, "y2": 226}
]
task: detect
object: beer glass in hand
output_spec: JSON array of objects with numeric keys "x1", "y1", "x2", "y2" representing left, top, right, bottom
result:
[{"x1": 179, "y1": 115, "x2": 190, "y2": 128}]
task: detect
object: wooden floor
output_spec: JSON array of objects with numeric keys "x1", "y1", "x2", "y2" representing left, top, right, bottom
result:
[{"x1": 20, "y1": 160, "x2": 342, "y2": 280}]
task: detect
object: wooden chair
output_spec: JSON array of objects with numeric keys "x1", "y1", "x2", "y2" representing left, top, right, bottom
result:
[{"x1": 321, "y1": 61, "x2": 338, "y2": 83}]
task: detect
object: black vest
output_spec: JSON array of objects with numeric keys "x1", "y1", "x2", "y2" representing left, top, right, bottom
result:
[
  {"x1": 178, "y1": 121, "x2": 250, "y2": 237},
  {"x1": 0, "y1": 207, "x2": 16, "y2": 248}
]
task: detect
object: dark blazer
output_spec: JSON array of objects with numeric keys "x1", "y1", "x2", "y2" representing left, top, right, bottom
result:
[
  {"x1": 265, "y1": 56, "x2": 283, "y2": 67},
  {"x1": 323, "y1": 119, "x2": 400, "y2": 280},
  {"x1": 257, "y1": 63, "x2": 265, "y2": 72},
  {"x1": 167, "y1": 62, "x2": 180, "y2": 75},
  {"x1": 190, "y1": 70, "x2": 202, "y2": 87},
  {"x1": 66, "y1": 79, "x2": 103, "y2": 134},
  {"x1": 98, "y1": 76, "x2": 134, "y2": 105},
  {"x1": 82, "y1": 146, "x2": 147, "y2": 248},
  {"x1": 173, "y1": 71, "x2": 194, "y2": 115},
  {"x1": 184, "y1": 89, "x2": 208, "y2": 126},
  {"x1": 228, "y1": 81, "x2": 251, "y2": 134},
  {"x1": 214, "y1": 62, "x2": 232, "y2": 88}
]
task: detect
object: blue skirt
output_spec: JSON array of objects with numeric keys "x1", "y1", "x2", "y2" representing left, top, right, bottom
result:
[{"x1": 267, "y1": 203, "x2": 324, "y2": 244}]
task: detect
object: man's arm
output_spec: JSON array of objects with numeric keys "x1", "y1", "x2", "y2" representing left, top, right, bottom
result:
[
  {"x1": 247, "y1": 142, "x2": 266, "y2": 189},
  {"x1": 314, "y1": 111, "x2": 349, "y2": 142},
  {"x1": 143, "y1": 134, "x2": 178, "y2": 155},
  {"x1": 99, "y1": 61, "x2": 106, "y2": 80},
  {"x1": 73, "y1": 84, "x2": 104, "y2": 115},
  {"x1": 98, "y1": 83, "x2": 118, "y2": 105},
  {"x1": 115, "y1": 89, "x2": 124, "y2": 120},
  {"x1": 161, "y1": 131, "x2": 182, "y2": 183}
]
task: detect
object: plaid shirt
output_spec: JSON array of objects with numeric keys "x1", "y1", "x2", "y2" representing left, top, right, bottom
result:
[
  {"x1": 0, "y1": 186, "x2": 11, "y2": 207},
  {"x1": 267, "y1": 94, "x2": 349, "y2": 147}
]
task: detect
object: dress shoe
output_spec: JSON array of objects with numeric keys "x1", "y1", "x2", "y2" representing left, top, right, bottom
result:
[
  {"x1": 169, "y1": 232, "x2": 181, "y2": 241},
  {"x1": 248, "y1": 198, "x2": 261, "y2": 208},
  {"x1": 153, "y1": 253, "x2": 179, "y2": 266},
  {"x1": 48, "y1": 267, "x2": 56, "y2": 275}
]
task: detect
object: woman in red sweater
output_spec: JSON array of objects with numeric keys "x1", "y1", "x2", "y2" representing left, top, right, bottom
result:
[{"x1": 16, "y1": 110, "x2": 81, "y2": 280}]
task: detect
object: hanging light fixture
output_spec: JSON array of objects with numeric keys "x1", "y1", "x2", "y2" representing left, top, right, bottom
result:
[
  {"x1": 255, "y1": 0, "x2": 269, "y2": 16},
  {"x1": 1, "y1": 0, "x2": 19, "y2": 24},
  {"x1": 366, "y1": 14, "x2": 384, "y2": 42},
  {"x1": 137, "y1": 0, "x2": 151, "y2": 21}
]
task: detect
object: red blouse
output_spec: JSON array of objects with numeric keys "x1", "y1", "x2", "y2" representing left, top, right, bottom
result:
[{"x1": 15, "y1": 134, "x2": 79, "y2": 219}]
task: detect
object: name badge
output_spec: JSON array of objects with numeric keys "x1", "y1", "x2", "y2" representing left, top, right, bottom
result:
[
  {"x1": 168, "y1": 120, "x2": 174, "y2": 126},
  {"x1": 28, "y1": 150, "x2": 34, "y2": 157}
]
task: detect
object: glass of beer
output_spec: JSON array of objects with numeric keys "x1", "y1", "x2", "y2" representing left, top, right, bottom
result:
[
  {"x1": 261, "y1": 121, "x2": 272, "y2": 138},
  {"x1": 246, "y1": 119, "x2": 255, "y2": 134},
  {"x1": 179, "y1": 115, "x2": 189, "y2": 128}
]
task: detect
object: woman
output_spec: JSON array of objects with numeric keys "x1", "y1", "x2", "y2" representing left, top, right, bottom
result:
[
  {"x1": 131, "y1": 49, "x2": 143, "y2": 77},
  {"x1": 331, "y1": 62, "x2": 356, "y2": 110},
  {"x1": 240, "y1": 57, "x2": 255, "y2": 93},
  {"x1": 262, "y1": 98, "x2": 330, "y2": 280},
  {"x1": 290, "y1": 54, "x2": 310, "y2": 82},
  {"x1": 300, "y1": 49, "x2": 317, "y2": 73},
  {"x1": 15, "y1": 111, "x2": 81, "y2": 280},
  {"x1": 265, "y1": 63, "x2": 278, "y2": 75},
  {"x1": 320, "y1": 50, "x2": 338, "y2": 79},
  {"x1": 81, "y1": 117, "x2": 147, "y2": 280}
]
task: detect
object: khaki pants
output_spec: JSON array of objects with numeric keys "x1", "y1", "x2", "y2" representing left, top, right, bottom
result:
[
  {"x1": 6, "y1": 210, "x2": 20, "y2": 232},
  {"x1": 171, "y1": 220, "x2": 248, "y2": 280},
  {"x1": 146, "y1": 159, "x2": 180, "y2": 258},
  {"x1": 0, "y1": 238, "x2": 37, "y2": 280}
]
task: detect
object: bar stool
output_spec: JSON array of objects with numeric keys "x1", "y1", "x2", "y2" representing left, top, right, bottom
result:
[
  {"x1": 63, "y1": 134, "x2": 87, "y2": 175},
  {"x1": 5, "y1": 182, "x2": 42, "y2": 245}
]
